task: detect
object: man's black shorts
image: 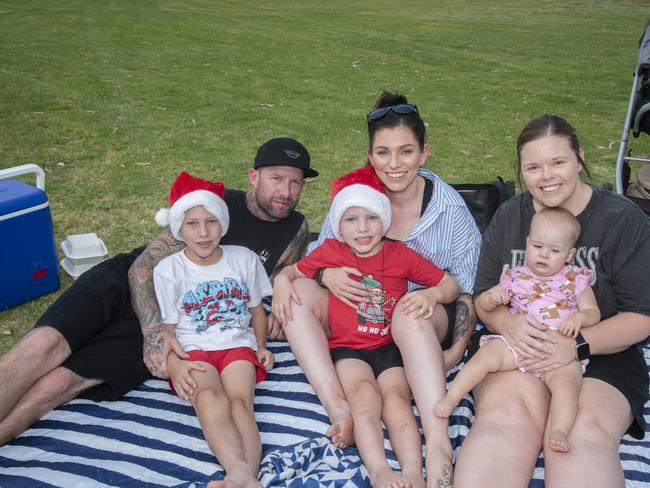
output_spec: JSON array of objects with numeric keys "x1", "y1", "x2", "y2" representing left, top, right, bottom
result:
[{"x1": 35, "y1": 247, "x2": 152, "y2": 401}]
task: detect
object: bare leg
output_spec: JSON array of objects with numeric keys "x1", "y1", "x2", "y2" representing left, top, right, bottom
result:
[
  {"x1": 542, "y1": 361, "x2": 582, "y2": 452},
  {"x1": 0, "y1": 326, "x2": 71, "y2": 421},
  {"x1": 282, "y1": 278, "x2": 353, "y2": 448},
  {"x1": 433, "y1": 339, "x2": 516, "y2": 418},
  {"x1": 453, "y1": 371, "x2": 550, "y2": 488},
  {"x1": 544, "y1": 379, "x2": 633, "y2": 488},
  {"x1": 189, "y1": 362, "x2": 261, "y2": 488},
  {"x1": 0, "y1": 366, "x2": 102, "y2": 445},
  {"x1": 220, "y1": 361, "x2": 261, "y2": 472},
  {"x1": 335, "y1": 359, "x2": 409, "y2": 488},
  {"x1": 390, "y1": 303, "x2": 452, "y2": 488},
  {"x1": 378, "y1": 367, "x2": 425, "y2": 488}
]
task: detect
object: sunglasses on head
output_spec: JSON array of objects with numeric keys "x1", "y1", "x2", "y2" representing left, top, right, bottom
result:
[{"x1": 367, "y1": 103, "x2": 419, "y2": 124}]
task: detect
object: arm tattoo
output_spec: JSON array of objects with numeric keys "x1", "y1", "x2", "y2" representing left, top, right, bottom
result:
[
  {"x1": 451, "y1": 293, "x2": 477, "y2": 346},
  {"x1": 269, "y1": 219, "x2": 309, "y2": 284},
  {"x1": 129, "y1": 229, "x2": 184, "y2": 333}
]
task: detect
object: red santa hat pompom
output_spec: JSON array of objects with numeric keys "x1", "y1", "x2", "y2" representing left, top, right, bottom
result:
[
  {"x1": 154, "y1": 171, "x2": 230, "y2": 241},
  {"x1": 328, "y1": 165, "x2": 391, "y2": 241}
]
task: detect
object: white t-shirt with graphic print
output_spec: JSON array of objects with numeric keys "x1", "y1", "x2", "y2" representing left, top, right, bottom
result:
[{"x1": 154, "y1": 245, "x2": 272, "y2": 352}]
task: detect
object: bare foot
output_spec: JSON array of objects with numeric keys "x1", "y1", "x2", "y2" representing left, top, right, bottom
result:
[
  {"x1": 325, "y1": 404, "x2": 354, "y2": 448},
  {"x1": 371, "y1": 465, "x2": 411, "y2": 488},
  {"x1": 425, "y1": 443, "x2": 453, "y2": 488},
  {"x1": 548, "y1": 429, "x2": 571, "y2": 452},
  {"x1": 216, "y1": 469, "x2": 262, "y2": 488},
  {"x1": 401, "y1": 468, "x2": 425, "y2": 488},
  {"x1": 432, "y1": 395, "x2": 457, "y2": 418},
  {"x1": 207, "y1": 481, "x2": 236, "y2": 488}
]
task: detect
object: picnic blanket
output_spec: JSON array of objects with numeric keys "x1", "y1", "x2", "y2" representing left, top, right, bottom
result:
[{"x1": 1, "y1": 341, "x2": 648, "y2": 487}]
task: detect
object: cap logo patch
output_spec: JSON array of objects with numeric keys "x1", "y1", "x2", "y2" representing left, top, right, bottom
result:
[{"x1": 284, "y1": 150, "x2": 301, "y2": 159}]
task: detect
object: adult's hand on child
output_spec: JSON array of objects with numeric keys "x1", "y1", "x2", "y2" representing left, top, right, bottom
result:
[
  {"x1": 258, "y1": 348, "x2": 275, "y2": 371},
  {"x1": 519, "y1": 330, "x2": 575, "y2": 374},
  {"x1": 501, "y1": 312, "x2": 554, "y2": 361},
  {"x1": 272, "y1": 276, "x2": 301, "y2": 326},
  {"x1": 143, "y1": 324, "x2": 189, "y2": 379},
  {"x1": 267, "y1": 313, "x2": 286, "y2": 340},
  {"x1": 321, "y1": 267, "x2": 366, "y2": 308},
  {"x1": 400, "y1": 290, "x2": 436, "y2": 320}
]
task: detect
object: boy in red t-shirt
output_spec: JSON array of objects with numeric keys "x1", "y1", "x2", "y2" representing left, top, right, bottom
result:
[{"x1": 273, "y1": 166, "x2": 460, "y2": 488}]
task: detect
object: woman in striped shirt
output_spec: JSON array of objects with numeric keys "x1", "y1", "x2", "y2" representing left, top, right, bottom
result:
[{"x1": 281, "y1": 91, "x2": 481, "y2": 487}]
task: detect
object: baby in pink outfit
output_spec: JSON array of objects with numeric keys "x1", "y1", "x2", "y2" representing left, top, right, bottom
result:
[
  {"x1": 434, "y1": 207, "x2": 601, "y2": 454},
  {"x1": 491, "y1": 263, "x2": 592, "y2": 376}
]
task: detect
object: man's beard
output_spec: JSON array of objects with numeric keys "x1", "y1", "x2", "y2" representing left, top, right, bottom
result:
[{"x1": 255, "y1": 194, "x2": 296, "y2": 221}]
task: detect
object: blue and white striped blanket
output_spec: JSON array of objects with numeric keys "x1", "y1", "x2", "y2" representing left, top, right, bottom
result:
[{"x1": 1, "y1": 342, "x2": 648, "y2": 487}]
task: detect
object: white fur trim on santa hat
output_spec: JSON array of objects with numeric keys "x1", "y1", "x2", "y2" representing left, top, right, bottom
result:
[
  {"x1": 329, "y1": 183, "x2": 391, "y2": 241},
  {"x1": 156, "y1": 189, "x2": 230, "y2": 241}
]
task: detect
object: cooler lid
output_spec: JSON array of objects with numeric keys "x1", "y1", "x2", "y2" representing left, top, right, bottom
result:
[{"x1": 0, "y1": 180, "x2": 49, "y2": 216}]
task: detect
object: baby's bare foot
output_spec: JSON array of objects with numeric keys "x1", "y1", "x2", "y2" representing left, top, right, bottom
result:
[
  {"x1": 548, "y1": 429, "x2": 571, "y2": 452},
  {"x1": 432, "y1": 396, "x2": 457, "y2": 418}
]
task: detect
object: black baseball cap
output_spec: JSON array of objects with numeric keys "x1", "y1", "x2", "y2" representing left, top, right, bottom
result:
[{"x1": 254, "y1": 137, "x2": 318, "y2": 178}]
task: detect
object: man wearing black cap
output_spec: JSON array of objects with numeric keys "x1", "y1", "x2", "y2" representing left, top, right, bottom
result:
[
  {"x1": 132, "y1": 136, "x2": 318, "y2": 378},
  {"x1": 0, "y1": 137, "x2": 317, "y2": 445}
]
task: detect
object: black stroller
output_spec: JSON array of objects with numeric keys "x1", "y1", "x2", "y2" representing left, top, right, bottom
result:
[{"x1": 615, "y1": 21, "x2": 650, "y2": 215}]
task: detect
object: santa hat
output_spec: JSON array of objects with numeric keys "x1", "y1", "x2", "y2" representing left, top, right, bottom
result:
[
  {"x1": 328, "y1": 165, "x2": 391, "y2": 241},
  {"x1": 155, "y1": 171, "x2": 230, "y2": 241}
]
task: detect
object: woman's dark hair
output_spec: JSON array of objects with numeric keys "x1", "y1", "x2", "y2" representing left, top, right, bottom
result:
[
  {"x1": 515, "y1": 114, "x2": 591, "y2": 185},
  {"x1": 368, "y1": 90, "x2": 426, "y2": 150}
]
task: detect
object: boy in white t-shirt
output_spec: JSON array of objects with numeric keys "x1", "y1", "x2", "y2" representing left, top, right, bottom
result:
[{"x1": 153, "y1": 171, "x2": 272, "y2": 488}]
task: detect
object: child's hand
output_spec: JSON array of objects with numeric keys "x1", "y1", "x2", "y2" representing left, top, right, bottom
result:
[
  {"x1": 487, "y1": 289, "x2": 510, "y2": 307},
  {"x1": 559, "y1": 315, "x2": 582, "y2": 338},
  {"x1": 272, "y1": 276, "x2": 301, "y2": 326},
  {"x1": 169, "y1": 359, "x2": 205, "y2": 401},
  {"x1": 257, "y1": 348, "x2": 275, "y2": 371},
  {"x1": 400, "y1": 290, "x2": 436, "y2": 320}
]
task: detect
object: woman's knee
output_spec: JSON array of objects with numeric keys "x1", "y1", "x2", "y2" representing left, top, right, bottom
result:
[
  {"x1": 284, "y1": 278, "x2": 328, "y2": 323},
  {"x1": 474, "y1": 374, "x2": 549, "y2": 435},
  {"x1": 569, "y1": 410, "x2": 623, "y2": 447},
  {"x1": 390, "y1": 307, "x2": 436, "y2": 341}
]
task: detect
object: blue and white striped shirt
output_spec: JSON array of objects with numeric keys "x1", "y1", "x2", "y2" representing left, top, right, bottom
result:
[{"x1": 308, "y1": 168, "x2": 481, "y2": 294}]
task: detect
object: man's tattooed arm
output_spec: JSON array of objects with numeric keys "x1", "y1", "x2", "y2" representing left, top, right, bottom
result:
[
  {"x1": 266, "y1": 219, "x2": 309, "y2": 340},
  {"x1": 128, "y1": 228, "x2": 186, "y2": 378},
  {"x1": 443, "y1": 293, "x2": 477, "y2": 371},
  {"x1": 269, "y1": 219, "x2": 309, "y2": 285}
]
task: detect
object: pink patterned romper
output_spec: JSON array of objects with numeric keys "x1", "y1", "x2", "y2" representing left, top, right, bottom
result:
[{"x1": 479, "y1": 264, "x2": 594, "y2": 377}]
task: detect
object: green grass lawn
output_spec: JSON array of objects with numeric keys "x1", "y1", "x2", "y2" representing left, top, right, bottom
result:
[{"x1": 1, "y1": 0, "x2": 649, "y2": 351}]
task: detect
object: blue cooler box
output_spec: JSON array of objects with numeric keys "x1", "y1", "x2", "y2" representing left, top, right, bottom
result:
[{"x1": 0, "y1": 164, "x2": 60, "y2": 310}]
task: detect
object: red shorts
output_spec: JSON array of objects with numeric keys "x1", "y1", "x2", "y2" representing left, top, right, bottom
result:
[{"x1": 168, "y1": 347, "x2": 267, "y2": 395}]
